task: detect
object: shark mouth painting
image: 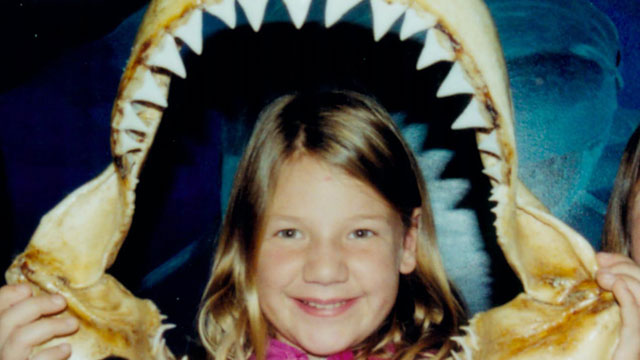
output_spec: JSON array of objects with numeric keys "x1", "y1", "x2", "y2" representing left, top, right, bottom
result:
[{"x1": 4, "y1": 0, "x2": 621, "y2": 359}]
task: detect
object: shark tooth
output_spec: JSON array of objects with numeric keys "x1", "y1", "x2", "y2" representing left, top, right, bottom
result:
[
  {"x1": 370, "y1": 0, "x2": 408, "y2": 41},
  {"x1": 416, "y1": 28, "x2": 455, "y2": 70},
  {"x1": 147, "y1": 34, "x2": 187, "y2": 79},
  {"x1": 477, "y1": 130, "x2": 502, "y2": 158},
  {"x1": 282, "y1": 0, "x2": 313, "y2": 29},
  {"x1": 117, "y1": 103, "x2": 148, "y2": 134},
  {"x1": 459, "y1": 325, "x2": 478, "y2": 348},
  {"x1": 325, "y1": 0, "x2": 363, "y2": 28},
  {"x1": 399, "y1": 7, "x2": 436, "y2": 40},
  {"x1": 489, "y1": 184, "x2": 508, "y2": 203},
  {"x1": 238, "y1": 0, "x2": 269, "y2": 32},
  {"x1": 116, "y1": 130, "x2": 143, "y2": 154},
  {"x1": 173, "y1": 9, "x2": 203, "y2": 55},
  {"x1": 482, "y1": 162, "x2": 504, "y2": 183},
  {"x1": 451, "y1": 98, "x2": 493, "y2": 130},
  {"x1": 205, "y1": 0, "x2": 237, "y2": 29},
  {"x1": 132, "y1": 70, "x2": 168, "y2": 108},
  {"x1": 437, "y1": 62, "x2": 474, "y2": 98}
]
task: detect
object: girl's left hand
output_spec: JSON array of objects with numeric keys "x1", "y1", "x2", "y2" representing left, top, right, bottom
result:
[{"x1": 596, "y1": 252, "x2": 640, "y2": 360}]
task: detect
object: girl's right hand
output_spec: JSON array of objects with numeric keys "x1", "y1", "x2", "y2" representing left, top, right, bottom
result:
[{"x1": 0, "y1": 284, "x2": 79, "y2": 360}]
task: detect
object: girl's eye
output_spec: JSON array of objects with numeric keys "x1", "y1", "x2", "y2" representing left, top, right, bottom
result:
[
  {"x1": 276, "y1": 229, "x2": 302, "y2": 239},
  {"x1": 349, "y1": 229, "x2": 375, "y2": 239}
]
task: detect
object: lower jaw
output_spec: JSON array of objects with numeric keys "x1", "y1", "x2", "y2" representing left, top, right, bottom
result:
[{"x1": 294, "y1": 298, "x2": 359, "y2": 317}]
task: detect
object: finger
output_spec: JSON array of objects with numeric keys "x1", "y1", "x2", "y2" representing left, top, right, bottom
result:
[
  {"x1": 1, "y1": 294, "x2": 66, "y2": 330},
  {"x1": 597, "y1": 252, "x2": 635, "y2": 268},
  {"x1": 0, "y1": 294, "x2": 67, "y2": 347},
  {"x1": 599, "y1": 259, "x2": 640, "y2": 279},
  {"x1": 13, "y1": 317, "x2": 78, "y2": 348},
  {"x1": 597, "y1": 271, "x2": 639, "y2": 293},
  {"x1": 598, "y1": 263, "x2": 640, "y2": 293},
  {"x1": 31, "y1": 343, "x2": 72, "y2": 360},
  {"x1": 0, "y1": 285, "x2": 32, "y2": 314},
  {"x1": 612, "y1": 280, "x2": 640, "y2": 360},
  {"x1": 2, "y1": 317, "x2": 77, "y2": 360},
  {"x1": 609, "y1": 275, "x2": 640, "y2": 307}
]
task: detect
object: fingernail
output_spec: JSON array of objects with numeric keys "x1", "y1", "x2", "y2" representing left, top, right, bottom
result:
[
  {"x1": 599, "y1": 271, "x2": 615, "y2": 284},
  {"x1": 59, "y1": 343, "x2": 71, "y2": 354},
  {"x1": 66, "y1": 317, "x2": 78, "y2": 328},
  {"x1": 52, "y1": 295, "x2": 66, "y2": 306},
  {"x1": 17, "y1": 284, "x2": 31, "y2": 295}
]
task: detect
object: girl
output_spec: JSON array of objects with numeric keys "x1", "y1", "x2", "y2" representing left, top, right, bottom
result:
[
  {"x1": 599, "y1": 124, "x2": 640, "y2": 359},
  {"x1": 603, "y1": 125, "x2": 640, "y2": 260},
  {"x1": 196, "y1": 91, "x2": 465, "y2": 360},
  {"x1": 1, "y1": 91, "x2": 640, "y2": 360}
]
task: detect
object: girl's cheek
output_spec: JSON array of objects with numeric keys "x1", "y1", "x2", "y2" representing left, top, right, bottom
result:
[{"x1": 257, "y1": 245, "x2": 302, "y2": 280}]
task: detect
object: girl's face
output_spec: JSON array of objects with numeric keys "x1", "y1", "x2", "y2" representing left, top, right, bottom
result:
[{"x1": 256, "y1": 155, "x2": 418, "y2": 356}]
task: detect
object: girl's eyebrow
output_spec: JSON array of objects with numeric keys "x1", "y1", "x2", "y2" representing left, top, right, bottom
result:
[
  {"x1": 265, "y1": 214, "x2": 303, "y2": 222},
  {"x1": 346, "y1": 214, "x2": 391, "y2": 222},
  {"x1": 266, "y1": 214, "x2": 391, "y2": 223}
]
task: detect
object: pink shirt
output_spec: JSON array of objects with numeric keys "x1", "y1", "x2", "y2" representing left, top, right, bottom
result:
[
  {"x1": 250, "y1": 339, "x2": 436, "y2": 360},
  {"x1": 253, "y1": 339, "x2": 377, "y2": 360}
]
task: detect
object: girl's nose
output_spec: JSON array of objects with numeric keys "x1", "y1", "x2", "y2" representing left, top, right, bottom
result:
[{"x1": 302, "y1": 240, "x2": 348, "y2": 284}]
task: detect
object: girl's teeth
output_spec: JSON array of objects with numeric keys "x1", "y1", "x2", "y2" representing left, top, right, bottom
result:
[{"x1": 303, "y1": 300, "x2": 347, "y2": 309}]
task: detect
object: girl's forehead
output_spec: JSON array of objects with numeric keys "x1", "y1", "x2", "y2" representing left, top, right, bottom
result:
[{"x1": 270, "y1": 156, "x2": 395, "y2": 215}]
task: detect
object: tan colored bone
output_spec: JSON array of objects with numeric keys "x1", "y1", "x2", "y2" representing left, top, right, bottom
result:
[
  {"x1": 4, "y1": 0, "x2": 620, "y2": 359},
  {"x1": 451, "y1": 181, "x2": 620, "y2": 359},
  {"x1": 5, "y1": 165, "x2": 177, "y2": 359}
]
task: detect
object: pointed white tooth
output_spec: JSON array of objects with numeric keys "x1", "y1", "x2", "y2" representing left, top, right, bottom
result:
[
  {"x1": 117, "y1": 103, "x2": 148, "y2": 133},
  {"x1": 466, "y1": 325, "x2": 479, "y2": 348},
  {"x1": 477, "y1": 130, "x2": 502, "y2": 157},
  {"x1": 282, "y1": 0, "x2": 312, "y2": 29},
  {"x1": 416, "y1": 28, "x2": 454, "y2": 70},
  {"x1": 205, "y1": 0, "x2": 237, "y2": 29},
  {"x1": 117, "y1": 130, "x2": 143, "y2": 154},
  {"x1": 132, "y1": 70, "x2": 168, "y2": 107},
  {"x1": 482, "y1": 163, "x2": 504, "y2": 183},
  {"x1": 238, "y1": 0, "x2": 268, "y2": 32},
  {"x1": 147, "y1": 34, "x2": 187, "y2": 78},
  {"x1": 436, "y1": 62, "x2": 474, "y2": 98},
  {"x1": 489, "y1": 185, "x2": 507, "y2": 203},
  {"x1": 370, "y1": 0, "x2": 408, "y2": 41},
  {"x1": 325, "y1": 0, "x2": 363, "y2": 28},
  {"x1": 173, "y1": 9, "x2": 203, "y2": 55},
  {"x1": 451, "y1": 98, "x2": 493, "y2": 130},
  {"x1": 399, "y1": 7, "x2": 436, "y2": 40}
]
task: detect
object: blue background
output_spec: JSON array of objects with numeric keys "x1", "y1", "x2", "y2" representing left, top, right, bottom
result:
[{"x1": 0, "y1": 0, "x2": 638, "y2": 356}]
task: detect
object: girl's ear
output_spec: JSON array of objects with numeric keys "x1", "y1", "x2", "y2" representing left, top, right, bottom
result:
[{"x1": 399, "y1": 208, "x2": 420, "y2": 274}]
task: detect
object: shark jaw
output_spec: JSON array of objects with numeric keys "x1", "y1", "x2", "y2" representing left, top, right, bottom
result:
[{"x1": 5, "y1": 0, "x2": 621, "y2": 359}]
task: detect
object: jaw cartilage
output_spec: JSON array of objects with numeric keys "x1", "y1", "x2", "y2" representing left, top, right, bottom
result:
[{"x1": 5, "y1": 1, "x2": 620, "y2": 359}]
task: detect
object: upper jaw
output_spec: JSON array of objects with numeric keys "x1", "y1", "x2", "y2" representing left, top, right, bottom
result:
[{"x1": 113, "y1": 0, "x2": 518, "y2": 247}]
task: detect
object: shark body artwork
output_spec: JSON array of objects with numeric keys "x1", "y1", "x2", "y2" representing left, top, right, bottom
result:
[{"x1": 4, "y1": 0, "x2": 622, "y2": 359}]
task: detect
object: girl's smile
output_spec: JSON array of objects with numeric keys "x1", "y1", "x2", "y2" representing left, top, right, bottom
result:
[
  {"x1": 293, "y1": 297, "x2": 359, "y2": 317},
  {"x1": 256, "y1": 155, "x2": 418, "y2": 357}
]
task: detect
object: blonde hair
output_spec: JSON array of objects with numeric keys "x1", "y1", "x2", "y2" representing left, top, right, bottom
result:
[
  {"x1": 198, "y1": 90, "x2": 466, "y2": 360},
  {"x1": 603, "y1": 125, "x2": 640, "y2": 256}
]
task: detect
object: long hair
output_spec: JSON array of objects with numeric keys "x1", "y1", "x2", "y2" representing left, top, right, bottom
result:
[
  {"x1": 198, "y1": 90, "x2": 466, "y2": 360},
  {"x1": 603, "y1": 125, "x2": 640, "y2": 256}
]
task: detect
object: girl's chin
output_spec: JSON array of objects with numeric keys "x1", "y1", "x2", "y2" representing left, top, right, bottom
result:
[{"x1": 296, "y1": 338, "x2": 359, "y2": 357}]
